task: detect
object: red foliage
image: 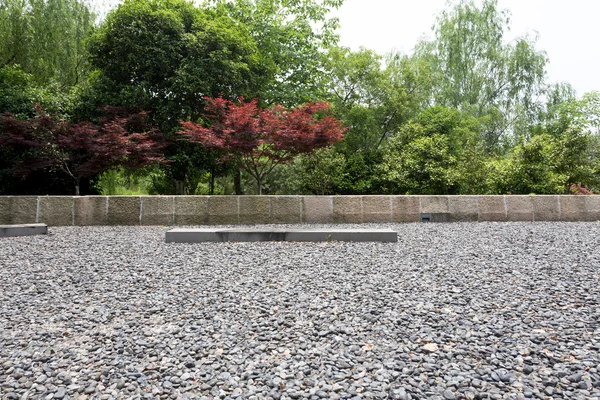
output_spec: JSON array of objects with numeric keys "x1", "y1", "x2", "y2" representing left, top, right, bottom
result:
[
  {"x1": 0, "y1": 107, "x2": 165, "y2": 194},
  {"x1": 569, "y1": 182, "x2": 594, "y2": 195},
  {"x1": 179, "y1": 97, "x2": 345, "y2": 194}
]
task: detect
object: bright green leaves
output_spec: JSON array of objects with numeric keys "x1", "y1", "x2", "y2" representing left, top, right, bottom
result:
[
  {"x1": 379, "y1": 107, "x2": 481, "y2": 194},
  {"x1": 210, "y1": 0, "x2": 343, "y2": 106},
  {"x1": 412, "y1": 0, "x2": 547, "y2": 150},
  {"x1": 88, "y1": 0, "x2": 260, "y2": 130},
  {"x1": 0, "y1": 0, "x2": 95, "y2": 88}
]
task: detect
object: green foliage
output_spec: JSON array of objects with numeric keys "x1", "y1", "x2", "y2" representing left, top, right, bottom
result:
[
  {"x1": 412, "y1": 0, "x2": 547, "y2": 150},
  {"x1": 499, "y1": 129, "x2": 598, "y2": 194},
  {"x1": 95, "y1": 167, "x2": 151, "y2": 195},
  {"x1": 0, "y1": 65, "x2": 77, "y2": 117},
  {"x1": 2, "y1": 0, "x2": 600, "y2": 196},
  {"x1": 503, "y1": 134, "x2": 567, "y2": 194},
  {"x1": 379, "y1": 107, "x2": 483, "y2": 194},
  {"x1": 0, "y1": 0, "x2": 95, "y2": 87},
  {"x1": 297, "y1": 147, "x2": 347, "y2": 195},
  {"x1": 211, "y1": 0, "x2": 343, "y2": 106},
  {"x1": 381, "y1": 127, "x2": 459, "y2": 195},
  {"x1": 87, "y1": 0, "x2": 261, "y2": 129}
]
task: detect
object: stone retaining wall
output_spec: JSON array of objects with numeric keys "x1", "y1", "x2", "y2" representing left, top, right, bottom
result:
[{"x1": 0, "y1": 195, "x2": 599, "y2": 226}]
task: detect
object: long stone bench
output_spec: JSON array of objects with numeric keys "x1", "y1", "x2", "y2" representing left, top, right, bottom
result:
[
  {"x1": 165, "y1": 228, "x2": 398, "y2": 243},
  {"x1": 0, "y1": 223, "x2": 48, "y2": 238}
]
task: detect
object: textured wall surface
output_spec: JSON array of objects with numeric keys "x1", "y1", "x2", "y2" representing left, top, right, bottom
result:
[{"x1": 1, "y1": 195, "x2": 599, "y2": 226}]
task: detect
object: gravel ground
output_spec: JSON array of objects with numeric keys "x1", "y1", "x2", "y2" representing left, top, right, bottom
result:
[{"x1": 1, "y1": 222, "x2": 600, "y2": 400}]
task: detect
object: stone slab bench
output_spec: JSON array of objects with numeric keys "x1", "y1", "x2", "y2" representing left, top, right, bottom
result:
[
  {"x1": 166, "y1": 228, "x2": 398, "y2": 243},
  {"x1": 0, "y1": 223, "x2": 48, "y2": 238}
]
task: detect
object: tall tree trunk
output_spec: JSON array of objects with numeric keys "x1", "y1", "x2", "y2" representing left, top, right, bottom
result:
[
  {"x1": 74, "y1": 177, "x2": 80, "y2": 196},
  {"x1": 234, "y1": 169, "x2": 243, "y2": 195},
  {"x1": 209, "y1": 170, "x2": 215, "y2": 195},
  {"x1": 257, "y1": 176, "x2": 262, "y2": 195},
  {"x1": 175, "y1": 180, "x2": 185, "y2": 195}
]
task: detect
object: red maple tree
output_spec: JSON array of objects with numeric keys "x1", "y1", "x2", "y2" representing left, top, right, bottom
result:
[
  {"x1": 0, "y1": 107, "x2": 165, "y2": 195},
  {"x1": 179, "y1": 97, "x2": 346, "y2": 194}
]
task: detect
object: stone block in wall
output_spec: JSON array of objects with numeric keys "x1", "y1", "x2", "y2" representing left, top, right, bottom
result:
[
  {"x1": 302, "y1": 196, "x2": 333, "y2": 223},
  {"x1": 477, "y1": 196, "x2": 506, "y2": 222},
  {"x1": 38, "y1": 197, "x2": 73, "y2": 226},
  {"x1": 362, "y1": 196, "x2": 392, "y2": 223},
  {"x1": 107, "y1": 196, "x2": 141, "y2": 225},
  {"x1": 0, "y1": 197, "x2": 10, "y2": 225},
  {"x1": 74, "y1": 196, "x2": 108, "y2": 226},
  {"x1": 270, "y1": 196, "x2": 302, "y2": 224},
  {"x1": 174, "y1": 196, "x2": 208, "y2": 225},
  {"x1": 391, "y1": 196, "x2": 420, "y2": 223},
  {"x1": 584, "y1": 196, "x2": 600, "y2": 221},
  {"x1": 448, "y1": 196, "x2": 478, "y2": 222},
  {"x1": 333, "y1": 196, "x2": 362, "y2": 223},
  {"x1": 207, "y1": 196, "x2": 238, "y2": 225},
  {"x1": 531, "y1": 196, "x2": 560, "y2": 221},
  {"x1": 239, "y1": 196, "x2": 269, "y2": 225},
  {"x1": 559, "y1": 196, "x2": 585, "y2": 221},
  {"x1": 505, "y1": 195, "x2": 533, "y2": 221},
  {"x1": 141, "y1": 196, "x2": 174, "y2": 226},
  {"x1": 420, "y1": 196, "x2": 449, "y2": 214},
  {"x1": 0, "y1": 197, "x2": 38, "y2": 225}
]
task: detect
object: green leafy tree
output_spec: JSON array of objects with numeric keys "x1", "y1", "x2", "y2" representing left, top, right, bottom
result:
[
  {"x1": 296, "y1": 147, "x2": 347, "y2": 195},
  {"x1": 321, "y1": 47, "x2": 431, "y2": 194},
  {"x1": 500, "y1": 129, "x2": 598, "y2": 194},
  {"x1": 211, "y1": 0, "x2": 343, "y2": 107},
  {"x1": 0, "y1": 0, "x2": 95, "y2": 87},
  {"x1": 86, "y1": 0, "x2": 265, "y2": 193},
  {"x1": 412, "y1": 0, "x2": 547, "y2": 150},
  {"x1": 379, "y1": 107, "x2": 482, "y2": 194},
  {"x1": 87, "y1": 0, "x2": 261, "y2": 129},
  {"x1": 503, "y1": 134, "x2": 566, "y2": 194}
]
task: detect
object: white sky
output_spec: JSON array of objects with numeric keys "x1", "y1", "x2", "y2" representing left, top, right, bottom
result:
[{"x1": 333, "y1": 0, "x2": 600, "y2": 96}]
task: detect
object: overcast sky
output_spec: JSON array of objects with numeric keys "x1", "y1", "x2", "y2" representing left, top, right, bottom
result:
[{"x1": 333, "y1": 0, "x2": 600, "y2": 96}]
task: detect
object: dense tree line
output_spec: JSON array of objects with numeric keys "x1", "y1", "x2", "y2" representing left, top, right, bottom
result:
[{"x1": 0, "y1": 0, "x2": 598, "y2": 195}]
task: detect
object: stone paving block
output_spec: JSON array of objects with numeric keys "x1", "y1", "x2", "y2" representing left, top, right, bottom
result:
[
  {"x1": 166, "y1": 228, "x2": 398, "y2": 243},
  {"x1": 532, "y1": 196, "x2": 560, "y2": 221},
  {"x1": 505, "y1": 195, "x2": 533, "y2": 221},
  {"x1": 559, "y1": 196, "x2": 586, "y2": 221},
  {"x1": 108, "y1": 196, "x2": 141, "y2": 225},
  {"x1": 448, "y1": 196, "x2": 478, "y2": 222},
  {"x1": 362, "y1": 196, "x2": 392, "y2": 223},
  {"x1": 584, "y1": 196, "x2": 600, "y2": 221},
  {"x1": 391, "y1": 196, "x2": 420, "y2": 223},
  {"x1": 477, "y1": 196, "x2": 507, "y2": 222},
  {"x1": 207, "y1": 196, "x2": 238, "y2": 225},
  {"x1": 74, "y1": 196, "x2": 108, "y2": 226},
  {"x1": 141, "y1": 196, "x2": 174, "y2": 226},
  {"x1": 174, "y1": 196, "x2": 208, "y2": 225},
  {"x1": 38, "y1": 196, "x2": 73, "y2": 226},
  {"x1": 420, "y1": 196, "x2": 450, "y2": 214},
  {"x1": 239, "y1": 196, "x2": 270, "y2": 224},
  {"x1": 270, "y1": 196, "x2": 302, "y2": 224},
  {"x1": 0, "y1": 223, "x2": 47, "y2": 237},
  {"x1": 0, "y1": 197, "x2": 38, "y2": 225},
  {"x1": 302, "y1": 196, "x2": 333, "y2": 223},
  {"x1": 333, "y1": 196, "x2": 362, "y2": 223}
]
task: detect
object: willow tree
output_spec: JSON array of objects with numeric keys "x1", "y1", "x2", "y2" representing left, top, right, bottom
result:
[
  {"x1": 412, "y1": 0, "x2": 548, "y2": 150},
  {"x1": 0, "y1": 0, "x2": 95, "y2": 87}
]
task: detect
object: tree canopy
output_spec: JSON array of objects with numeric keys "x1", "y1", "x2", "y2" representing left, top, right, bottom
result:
[{"x1": 1, "y1": 0, "x2": 599, "y2": 196}]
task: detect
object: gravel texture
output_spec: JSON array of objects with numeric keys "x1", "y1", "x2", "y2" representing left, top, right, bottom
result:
[{"x1": 1, "y1": 222, "x2": 600, "y2": 400}]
